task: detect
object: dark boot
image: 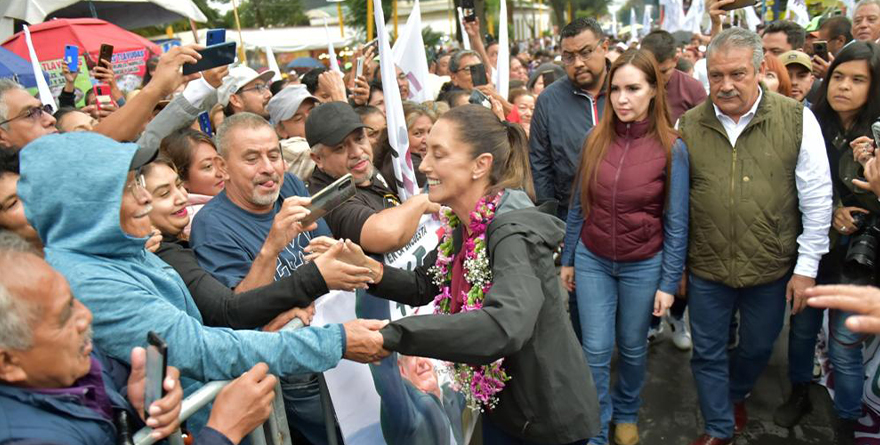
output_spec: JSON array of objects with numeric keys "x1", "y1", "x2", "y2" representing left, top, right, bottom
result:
[
  {"x1": 835, "y1": 418, "x2": 858, "y2": 445},
  {"x1": 773, "y1": 383, "x2": 812, "y2": 428}
]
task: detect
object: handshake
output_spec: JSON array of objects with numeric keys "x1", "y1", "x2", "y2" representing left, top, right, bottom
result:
[
  {"x1": 342, "y1": 319, "x2": 392, "y2": 363},
  {"x1": 306, "y1": 236, "x2": 392, "y2": 364}
]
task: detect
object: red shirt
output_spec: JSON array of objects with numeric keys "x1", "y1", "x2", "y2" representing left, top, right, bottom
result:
[{"x1": 666, "y1": 69, "x2": 707, "y2": 123}]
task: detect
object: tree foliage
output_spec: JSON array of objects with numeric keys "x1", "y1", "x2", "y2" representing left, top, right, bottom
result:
[{"x1": 217, "y1": 0, "x2": 310, "y2": 28}]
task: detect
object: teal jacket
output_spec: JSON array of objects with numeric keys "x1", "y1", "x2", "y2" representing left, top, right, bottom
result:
[{"x1": 18, "y1": 132, "x2": 345, "y2": 427}]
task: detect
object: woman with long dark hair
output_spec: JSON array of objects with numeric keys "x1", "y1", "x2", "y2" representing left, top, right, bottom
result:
[
  {"x1": 778, "y1": 41, "x2": 880, "y2": 442},
  {"x1": 560, "y1": 48, "x2": 689, "y2": 445}
]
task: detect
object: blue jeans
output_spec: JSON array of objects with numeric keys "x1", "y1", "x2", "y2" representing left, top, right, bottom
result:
[
  {"x1": 788, "y1": 307, "x2": 865, "y2": 419},
  {"x1": 280, "y1": 374, "x2": 343, "y2": 445},
  {"x1": 574, "y1": 242, "x2": 662, "y2": 445},
  {"x1": 688, "y1": 273, "x2": 788, "y2": 439}
]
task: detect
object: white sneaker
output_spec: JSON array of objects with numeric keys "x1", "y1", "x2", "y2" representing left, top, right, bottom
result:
[
  {"x1": 647, "y1": 322, "x2": 665, "y2": 344},
  {"x1": 665, "y1": 315, "x2": 693, "y2": 351}
]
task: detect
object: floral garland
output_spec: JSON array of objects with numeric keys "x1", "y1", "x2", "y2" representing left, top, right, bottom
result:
[{"x1": 429, "y1": 191, "x2": 510, "y2": 411}]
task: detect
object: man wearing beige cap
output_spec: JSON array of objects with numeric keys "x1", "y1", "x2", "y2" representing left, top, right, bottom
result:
[
  {"x1": 267, "y1": 85, "x2": 321, "y2": 181},
  {"x1": 219, "y1": 66, "x2": 275, "y2": 118},
  {"x1": 780, "y1": 50, "x2": 815, "y2": 105}
]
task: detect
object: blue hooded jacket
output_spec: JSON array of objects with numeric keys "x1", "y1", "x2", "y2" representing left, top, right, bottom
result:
[{"x1": 18, "y1": 133, "x2": 345, "y2": 424}]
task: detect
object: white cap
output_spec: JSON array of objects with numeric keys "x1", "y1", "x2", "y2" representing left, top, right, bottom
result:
[
  {"x1": 266, "y1": 85, "x2": 320, "y2": 126},
  {"x1": 218, "y1": 66, "x2": 275, "y2": 106}
]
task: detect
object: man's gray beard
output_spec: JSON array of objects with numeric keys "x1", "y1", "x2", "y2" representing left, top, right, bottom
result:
[{"x1": 250, "y1": 188, "x2": 281, "y2": 206}]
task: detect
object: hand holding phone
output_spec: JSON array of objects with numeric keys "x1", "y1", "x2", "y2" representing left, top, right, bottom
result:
[
  {"x1": 64, "y1": 45, "x2": 79, "y2": 73},
  {"x1": 813, "y1": 41, "x2": 830, "y2": 61},
  {"x1": 182, "y1": 41, "x2": 236, "y2": 75},
  {"x1": 470, "y1": 63, "x2": 488, "y2": 87},
  {"x1": 462, "y1": 0, "x2": 476, "y2": 22},
  {"x1": 99, "y1": 44, "x2": 114, "y2": 68},
  {"x1": 301, "y1": 174, "x2": 356, "y2": 227},
  {"x1": 718, "y1": 0, "x2": 756, "y2": 10},
  {"x1": 93, "y1": 84, "x2": 114, "y2": 111},
  {"x1": 356, "y1": 57, "x2": 364, "y2": 78},
  {"x1": 144, "y1": 332, "x2": 167, "y2": 420}
]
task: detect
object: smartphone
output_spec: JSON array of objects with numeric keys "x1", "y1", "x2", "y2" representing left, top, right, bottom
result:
[
  {"x1": 364, "y1": 38, "x2": 379, "y2": 54},
  {"x1": 198, "y1": 111, "x2": 213, "y2": 137},
  {"x1": 356, "y1": 57, "x2": 364, "y2": 78},
  {"x1": 461, "y1": 0, "x2": 476, "y2": 22},
  {"x1": 541, "y1": 71, "x2": 556, "y2": 88},
  {"x1": 813, "y1": 41, "x2": 830, "y2": 61},
  {"x1": 206, "y1": 29, "x2": 226, "y2": 47},
  {"x1": 300, "y1": 173, "x2": 356, "y2": 227},
  {"x1": 872, "y1": 120, "x2": 880, "y2": 151},
  {"x1": 182, "y1": 41, "x2": 237, "y2": 75},
  {"x1": 64, "y1": 45, "x2": 79, "y2": 73},
  {"x1": 93, "y1": 84, "x2": 113, "y2": 111},
  {"x1": 719, "y1": 0, "x2": 757, "y2": 10},
  {"x1": 468, "y1": 89, "x2": 492, "y2": 109},
  {"x1": 144, "y1": 331, "x2": 167, "y2": 420},
  {"x1": 98, "y1": 44, "x2": 114, "y2": 67},
  {"x1": 470, "y1": 64, "x2": 488, "y2": 87}
]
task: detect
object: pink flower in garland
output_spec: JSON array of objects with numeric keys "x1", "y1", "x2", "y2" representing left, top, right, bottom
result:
[{"x1": 428, "y1": 191, "x2": 510, "y2": 411}]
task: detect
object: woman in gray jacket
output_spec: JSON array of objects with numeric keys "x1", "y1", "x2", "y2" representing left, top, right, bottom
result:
[{"x1": 332, "y1": 105, "x2": 601, "y2": 445}]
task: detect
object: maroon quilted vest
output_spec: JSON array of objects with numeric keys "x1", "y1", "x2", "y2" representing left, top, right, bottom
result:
[{"x1": 580, "y1": 119, "x2": 668, "y2": 261}]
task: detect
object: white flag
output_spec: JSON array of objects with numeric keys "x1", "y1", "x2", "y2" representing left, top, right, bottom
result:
[
  {"x1": 265, "y1": 45, "x2": 282, "y2": 81},
  {"x1": 374, "y1": 0, "x2": 418, "y2": 200},
  {"x1": 843, "y1": 0, "x2": 856, "y2": 18},
  {"x1": 323, "y1": 17, "x2": 341, "y2": 73},
  {"x1": 788, "y1": 0, "x2": 810, "y2": 26},
  {"x1": 457, "y1": 8, "x2": 472, "y2": 50},
  {"x1": 641, "y1": 5, "x2": 653, "y2": 37},
  {"x1": 681, "y1": 0, "x2": 705, "y2": 34},
  {"x1": 629, "y1": 8, "x2": 638, "y2": 43},
  {"x1": 612, "y1": 10, "x2": 618, "y2": 39},
  {"x1": 493, "y1": 0, "x2": 509, "y2": 101},
  {"x1": 392, "y1": 0, "x2": 431, "y2": 102},
  {"x1": 744, "y1": 6, "x2": 761, "y2": 31},
  {"x1": 23, "y1": 25, "x2": 54, "y2": 112}
]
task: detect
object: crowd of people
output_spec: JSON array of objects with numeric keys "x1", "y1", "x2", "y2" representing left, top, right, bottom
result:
[{"x1": 1, "y1": 0, "x2": 880, "y2": 444}]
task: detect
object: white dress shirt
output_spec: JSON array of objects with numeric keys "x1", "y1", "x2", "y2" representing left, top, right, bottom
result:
[{"x1": 712, "y1": 89, "x2": 833, "y2": 279}]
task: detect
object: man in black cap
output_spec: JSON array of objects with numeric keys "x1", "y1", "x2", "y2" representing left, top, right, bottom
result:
[{"x1": 306, "y1": 102, "x2": 438, "y2": 256}]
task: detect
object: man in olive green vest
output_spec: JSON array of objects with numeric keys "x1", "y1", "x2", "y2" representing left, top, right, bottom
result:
[{"x1": 679, "y1": 28, "x2": 833, "y2": 445}]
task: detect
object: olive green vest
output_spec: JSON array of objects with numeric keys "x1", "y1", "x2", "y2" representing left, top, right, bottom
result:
[{"x1": 679, "y1": 89, "x2": 803, "y2": 288}]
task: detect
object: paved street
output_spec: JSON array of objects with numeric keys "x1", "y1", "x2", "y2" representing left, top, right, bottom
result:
[{"x1": 639, "y1": 315, "x2": 836, "y2": 445}]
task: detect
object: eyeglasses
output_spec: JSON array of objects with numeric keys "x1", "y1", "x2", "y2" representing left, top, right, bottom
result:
[
  {"x1": 0, "y1": 104, "x2": 53, "y2": 126},
  {"x1": 561, "y1": 41, "x2": 604, "y2": 65},
  {"x1": 239, "y1": 83, "x2": 270, "y2": 94},
  {"x1": 457, "y1": 64, "x2": 481, "y2": 74},
  {"x1": 126, "y1": 173, "x2": 150, "y2": 202}
]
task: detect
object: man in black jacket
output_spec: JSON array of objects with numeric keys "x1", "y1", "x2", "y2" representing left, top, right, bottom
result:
[{"x1": 305, "y1": 102, "x2": 438, "y2": 256}]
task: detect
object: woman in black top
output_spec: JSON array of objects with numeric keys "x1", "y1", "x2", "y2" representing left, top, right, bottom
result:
[{"x1": 141, "y1": 157, "x2": 374, "y2": 329}]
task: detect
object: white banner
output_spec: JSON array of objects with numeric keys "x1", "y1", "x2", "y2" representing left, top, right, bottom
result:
[
  {"x1": 374, "y1": 0, "x2": 418, "y2": 200},
  {"x1": 493, "y1": 0, "x2": 509, "y2": 102},
  {"x1": 314, "y1": 216, "x2": 478, "y2": 444},
  {"x1": 788, "y1": 0, "x2": 810, "y2": 27},
  {"x1": 392, "y1": 0, "x2": 432, "y2": 103}
]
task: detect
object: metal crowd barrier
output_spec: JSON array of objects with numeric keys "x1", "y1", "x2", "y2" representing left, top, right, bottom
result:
[{"x1": 133, "y1": 318, "x2": 337, "y2": 445}]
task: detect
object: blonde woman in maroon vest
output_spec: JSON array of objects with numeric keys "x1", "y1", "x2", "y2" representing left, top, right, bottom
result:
[{"x1": 560, "y1": 48, "x2": 690, "y2": 445}]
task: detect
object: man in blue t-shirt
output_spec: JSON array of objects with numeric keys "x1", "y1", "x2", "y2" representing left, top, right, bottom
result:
[{"x1": 189, "y1": 113, "x2": 342, "y2": 445}]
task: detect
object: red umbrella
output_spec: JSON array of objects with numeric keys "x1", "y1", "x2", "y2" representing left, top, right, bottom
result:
[{"x1": 1, "y1": 18, "x2": 161, "y2": 78}]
